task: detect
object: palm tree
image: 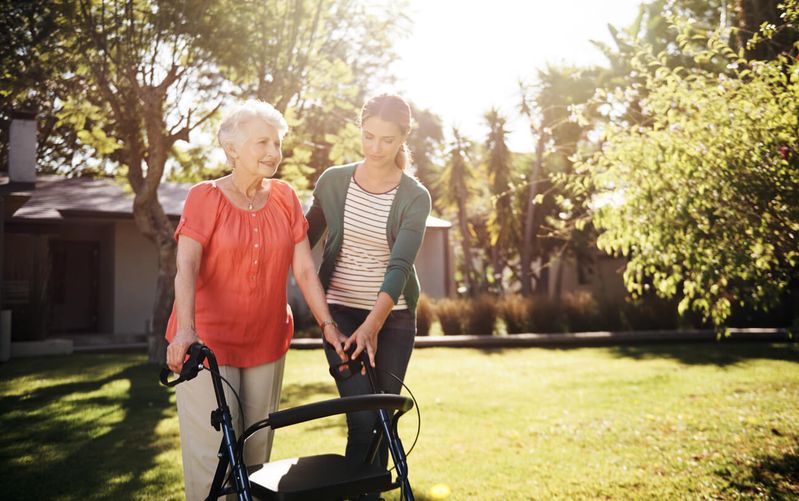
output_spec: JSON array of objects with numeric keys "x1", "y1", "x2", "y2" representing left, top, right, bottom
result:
[
  {"x1": 518, "y1": 65, "x2": 600, "y2": 296},
  {"x1": 438, "y1": 128, "x2": 477, "y2": 295},
  {"x1": 483, "y1": 108, "x2": 516, "y2": 292}
]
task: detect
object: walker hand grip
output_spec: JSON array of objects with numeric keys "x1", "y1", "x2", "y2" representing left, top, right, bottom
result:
[
  {"x1": 159, "y1": 367, "x2": 181, "y2": 387},
  {"x1": 159, "y1": 342, "x2": 206, "y2": 387}
]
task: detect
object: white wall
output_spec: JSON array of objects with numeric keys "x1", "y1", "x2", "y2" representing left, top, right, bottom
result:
[
  {"x1": 548, "y1": 254, "x2": 628, "y2": 300},
  {"x1": 113, "y1": 220, "x2": 159, "y2": 334},
  {"x1": 415, "y1": 227, "x2": 451, "y2": 298}
]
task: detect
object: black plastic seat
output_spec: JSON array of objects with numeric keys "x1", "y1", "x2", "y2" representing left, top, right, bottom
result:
[
  {"x1": 248, "y1": 454, "x2": 393, "y2": 500},
  {"x1": 241, "y1": 394, "x2": 413, "y2": 500}
]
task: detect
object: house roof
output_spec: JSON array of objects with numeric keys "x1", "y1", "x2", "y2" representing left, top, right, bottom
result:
[
  {"x1": 12, "y1": 175, "x2": 191, "y2": 221},
  {"x1": 12, "y1": 176, "x2": 452, "y2": 229},
  {"x1": 426, "y1": 215, "x2": 451, "y2": 228}
]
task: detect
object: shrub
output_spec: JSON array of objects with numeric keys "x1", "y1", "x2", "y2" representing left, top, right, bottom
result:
[
  {"x1": 562, "y1": 291, "x2": 601, "y2": 332},
  {"x1": 435, "y1": 298, "x2": 465, "y2": 335},
  {"x1": 498, "y1": 295, "x2": 531, "y2": 334},
  {"x1": 465, "y1": 294, "x2": 498, "y2": 335},
  {"x1": 619, "y1": 295, "x2": 681, "y2": 331},
  {"x1": 415, "y1": 294, "x2": 435, "y2": 336},
  {"x1": 527, "y1": 295, "x2": 567, "y2": 333}
]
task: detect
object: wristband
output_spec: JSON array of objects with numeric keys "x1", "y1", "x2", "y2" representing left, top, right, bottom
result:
[{"x1": 320, "y1": 319, "x2": 337, "y2": 330}]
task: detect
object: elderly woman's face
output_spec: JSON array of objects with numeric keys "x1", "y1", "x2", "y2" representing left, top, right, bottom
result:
[{"x1": 231, "y1": 118, "x2": 283, "y2": 177}]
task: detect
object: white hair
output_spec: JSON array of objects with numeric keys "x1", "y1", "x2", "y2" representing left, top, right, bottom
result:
[{"x1": 217, "y1": 100, "x2": 289, "y2": 161}]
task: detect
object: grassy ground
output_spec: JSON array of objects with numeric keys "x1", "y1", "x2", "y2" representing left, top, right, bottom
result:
[{"x1": 0, "y1": 342, "x2": 797, "y2": 500}]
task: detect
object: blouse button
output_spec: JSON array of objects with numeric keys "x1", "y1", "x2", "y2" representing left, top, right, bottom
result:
[
  {"x1": 255, "y1": 244, "x2": 259, "y2": 248},
  {"x1": 254, "y1": 228, "x2": 259, "y2": 232},
  {"x1": 253, "y1": 260, "x2": 258, "y2": 264}
]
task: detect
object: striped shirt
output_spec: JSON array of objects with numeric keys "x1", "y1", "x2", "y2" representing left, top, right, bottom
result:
[{"x1": 327, "y1": 177, "x2": 407, "y2": 310}]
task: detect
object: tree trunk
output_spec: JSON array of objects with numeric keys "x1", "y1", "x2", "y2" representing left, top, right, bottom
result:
[
  {"x1": 553, "y1": 254, "x2": 565, "y2": 300},
  {"x1": 521, "y1": 129, "x2": 546, "y2": 296},
  {"x1": 130, "y1": 189, "x2": 177, "y2": 364},
  {"x1": 149, "y1": 236, "x2": 176, "y2": 364},
  {"x1": 122, "y1": 87, "x2": 180, "y2": 365},
  {"x1": 491, "y1": 246, "x2": 503, "y2": 293},
  {"x1": 457, "y1": 196, "x2": 475, "y2": 295}
]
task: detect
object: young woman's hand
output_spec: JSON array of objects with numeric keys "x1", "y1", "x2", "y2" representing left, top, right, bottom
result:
[
  {"x1": 344, "y1": 320, "x2": 379, "y2": 373},
  {"x1": 166, "y1": 328, "x2": 201, "y2": 373}
]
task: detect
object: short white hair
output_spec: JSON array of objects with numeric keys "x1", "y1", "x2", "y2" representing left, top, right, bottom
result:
[{"x1": 217, "y1": 100, "x2": 289, "y2": 153}]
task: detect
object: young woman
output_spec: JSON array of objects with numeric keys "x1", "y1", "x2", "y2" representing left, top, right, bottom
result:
[
  {"x1": 165, "y1": 100, "x2": 348, "y2": 500},
  {"x1": 306, "y1": 94, "x2": 431, "y2": 481}
]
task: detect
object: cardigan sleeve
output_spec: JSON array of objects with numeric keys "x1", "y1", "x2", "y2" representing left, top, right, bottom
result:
[
  {"x1": 306, "y1": 173, "x2": 328, "y2": 248},
  {"x1": 379, "y1": 187, "x2": 432, "y2": 304}
]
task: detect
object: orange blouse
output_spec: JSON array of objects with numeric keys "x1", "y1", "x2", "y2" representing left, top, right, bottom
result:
[{"x1": 165, "y1": 179, "x2": 309, "y2": 367}]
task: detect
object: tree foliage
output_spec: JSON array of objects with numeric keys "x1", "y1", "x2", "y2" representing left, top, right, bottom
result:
[
  {"x1": 579, "y1": 10, "x2": 799, "y2": 326},
  {"x1": 0, "y1": 1, "x2": 86, "y2": 172}
]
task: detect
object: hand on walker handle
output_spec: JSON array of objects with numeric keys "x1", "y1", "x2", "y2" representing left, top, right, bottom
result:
[
  {"x1": 343, "y1": 324, "x2": 377, "y2": 374},
  {"x1": 323, "y1": 323, "x2": 349, "y2": 362},
  {"x1": 166, "y1": 328, "x2": 201, "y2": 373}
]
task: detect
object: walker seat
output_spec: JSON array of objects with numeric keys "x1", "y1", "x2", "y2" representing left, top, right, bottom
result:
[{"x1": 246, "y1": 393, "x2": 412, "y2": 500}]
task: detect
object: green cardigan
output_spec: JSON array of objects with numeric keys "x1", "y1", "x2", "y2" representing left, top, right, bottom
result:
[{"x1": 306, "y1": 163, "x2": 432, "y2": 312}]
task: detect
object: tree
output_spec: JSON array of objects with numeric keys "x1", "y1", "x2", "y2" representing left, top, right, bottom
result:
[
  {"x1": 0, "y1": 1, "x2": 85, "y2": 173},
  {"x1": 518, "y1": 101, "x2": 546, "y2": 296},
  {"x1": 579, "y1": 9, "x2": 799, "y2": 327},
  {"x1": 57, "y1": 0, "x2": 229, "y2": 362},
  {"x1": 483, "y1": 108, "x2": 516, "y2": 291},
  {"x1": 208, "y1": 0, "x2": 410, "y2": 187},
  {"x1": 407, "y1": 104, "x2": 444, "y2": 209},
  {"x1": 438, "y1": 129, "x2": 478, "y2": 295},
  {"x1": 518, "y1": 65, "x2": 600, "y2": 296},
  {"x1": 733, "y1": 0, "x2": 798, "y2": 59}
]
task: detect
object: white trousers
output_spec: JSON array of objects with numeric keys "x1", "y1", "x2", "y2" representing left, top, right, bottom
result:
[{"x1": 175, "y1": 356, "x2": 285, "y2": 501}]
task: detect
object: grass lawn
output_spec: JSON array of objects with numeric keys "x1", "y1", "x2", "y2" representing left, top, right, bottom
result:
[{"x1": 1, "y1": 342, "x2": 798, "y2": 500}]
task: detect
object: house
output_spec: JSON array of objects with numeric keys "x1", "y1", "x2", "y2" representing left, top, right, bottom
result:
[
  {"x1": 1, "y1": 111, "x2": 38, "y2": 358},
  {"x1": 3, "y1": 175, "x2": 454, "y2": 344},
  {"x1": 540, "y1": 253, "x2": 628, "y2": 301}
]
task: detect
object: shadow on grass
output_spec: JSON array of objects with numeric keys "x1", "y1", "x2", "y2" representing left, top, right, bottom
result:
[
  {"x1": 0, "y1": 360, "x2": 174, "y2": 500},
  {"x1": 279, "y1": 381, "x2": 337, "y2": 406},
  {"x1": 606, "y1": 341, "x2": 799, "y2": 367},
  {"x1": 716, "y1": 443, "x2": 799, "y2": 498}
]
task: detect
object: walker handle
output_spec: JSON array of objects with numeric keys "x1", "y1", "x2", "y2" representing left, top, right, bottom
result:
[{"x1": 159, "y1": 342, "x2": 206, "y2": 387}]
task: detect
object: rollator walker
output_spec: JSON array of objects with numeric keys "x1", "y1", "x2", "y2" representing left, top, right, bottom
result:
[{"x1": 160, "y1": 343, "x2": 416, "y2": 500}]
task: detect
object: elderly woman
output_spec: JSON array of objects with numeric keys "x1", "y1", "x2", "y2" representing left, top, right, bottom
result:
[{"x1": 165, "y1": 100, "x2": 348, "y2": 500}]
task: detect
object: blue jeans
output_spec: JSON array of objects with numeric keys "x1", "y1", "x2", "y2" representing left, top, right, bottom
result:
[{"x1": 323, "y1": 304, "x2": 416, "y2": 476}]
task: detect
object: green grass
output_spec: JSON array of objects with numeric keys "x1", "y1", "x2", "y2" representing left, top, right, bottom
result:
[{"x1": 1, "y1": 343, "x2": 798, "y2": 500}]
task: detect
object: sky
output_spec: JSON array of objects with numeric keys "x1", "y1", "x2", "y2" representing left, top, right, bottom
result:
[{"x1": 389, "y1": 0, "x2": 645, "y2": 152}]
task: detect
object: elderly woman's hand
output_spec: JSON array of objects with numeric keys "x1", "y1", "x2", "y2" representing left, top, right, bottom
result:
[
  {"x1": 323, "y1": 323, "x2": 349, "y2": 362},
  {"x1": 166, "y1": 328, "x2": 201, "y2": 373}
]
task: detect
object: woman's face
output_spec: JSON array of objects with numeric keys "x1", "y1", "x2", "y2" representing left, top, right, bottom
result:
[
  {"x1": 229, "y1": 118, "x2": 282, "y2": 178},
  {"x1": 361, "y1": 116, "x2": 405, "y2": 170}
]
